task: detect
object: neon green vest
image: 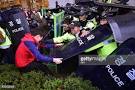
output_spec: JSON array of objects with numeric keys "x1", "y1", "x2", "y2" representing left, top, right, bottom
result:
[
  {"x1": 0, "y1": 27, "x2": 12, "y2": 48},
  {"x1": 97, "y1": 36, "x2": 117, "y2": 60},
  {"x1": 84, "y1": 18, "x2": 97, "y2": 30},
  {"x1": 85, "y1": 36, "x2": 117, "y2": 61},
  {"x1": 53, "y1": 32, "x2": 75, "y2": 43}
]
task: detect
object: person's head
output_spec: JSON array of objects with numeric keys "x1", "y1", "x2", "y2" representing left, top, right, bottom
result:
[
  {"x1": 69, "y1": 21, "x2": 81, "y2": 35},
  {"x1": 62, "y1": 16, "x2": 72, "y2": 32},
  {"x1": 63, "y1": 24, "x2": 69, "y2": 32},
  {"x1": 79, "y1": 11, "x2": 88, "y2": 21},
  {"x1": 79, "y1": 15, "x2": 87, "y2": 21},
  {"x1": 31, "y1": 29, "x2": 46, "y2": 43}
]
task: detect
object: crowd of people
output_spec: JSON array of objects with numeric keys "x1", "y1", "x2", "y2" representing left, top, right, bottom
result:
[{"x1": 0, "y1": 3, "x2": 115, "y2": 75}]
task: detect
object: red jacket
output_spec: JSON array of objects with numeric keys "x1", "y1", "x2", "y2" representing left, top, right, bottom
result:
[{"x1": 15, "y1": 33, "x2": 53, "y2": 68}]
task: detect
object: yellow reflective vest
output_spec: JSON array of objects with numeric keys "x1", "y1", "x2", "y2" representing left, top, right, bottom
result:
[
  {"x1": 53, "y1": 32, "x2": 75, "y2": 43},
  {"x1": 0, "y1": 27, "x2": 12, "y2": 49}
]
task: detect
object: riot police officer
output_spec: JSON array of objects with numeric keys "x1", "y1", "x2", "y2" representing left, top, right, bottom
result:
[{"x1": 72, "y1": 10, "x2": 97, "y2": 31}]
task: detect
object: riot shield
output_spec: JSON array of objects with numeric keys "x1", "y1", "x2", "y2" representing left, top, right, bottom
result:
[
  {"x1": 52, "y1": 25, "x2": 112, "y2": 74},
  {"x1": 78, "y1": 38, "x2": 135, "y2": 90},
  {"x1": 108, "y1": 13, "x2": 135, "y2": 43},
  {"x1": 0, "y1": 6, "x2": 30, "y2": 47},
  {"x1": 51, "y1": 25, "x2": 112, "y2": 60}
]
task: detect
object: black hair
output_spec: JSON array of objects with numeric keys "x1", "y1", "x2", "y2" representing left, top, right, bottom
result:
[{"x1": 30, "y1": 24, "x2": 49, "y2": 37}]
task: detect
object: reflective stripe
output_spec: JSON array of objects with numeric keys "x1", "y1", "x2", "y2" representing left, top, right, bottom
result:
[{"x1": 0, "y1": 45, "x2": 10, "y2": 49}]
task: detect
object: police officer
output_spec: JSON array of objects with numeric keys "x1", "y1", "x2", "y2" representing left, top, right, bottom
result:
[
  {"x1": 53, "y1": 21, "x2": 81, "y2": 44},
  {"x1": 85, "y1": 18, "x2": 117, "y2": 60},
  {"x1": 45, "y1": 21, "x2": 89, "y2": 44},
  {"x1": 0, "y1": 27, "x2": 13, "y2": 64},
  {"x1": 72, "y1": 10, "x2": 97, "y2": 31}
]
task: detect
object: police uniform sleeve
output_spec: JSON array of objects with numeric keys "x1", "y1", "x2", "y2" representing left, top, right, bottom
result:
[{"x1": 53, "y1": 33, "x2": 75, "y2": 43}]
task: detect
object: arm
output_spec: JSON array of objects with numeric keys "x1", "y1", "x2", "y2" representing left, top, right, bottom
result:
[
  {"x1": 24, "y1": 41, "x2": 53, "y2": 62},
  {"x1": 40, "y1": 42, "x2": 63, "y2": 49},
  {"x1": 43, "y1": 37, "x2": 65, "y2": 44},
  {"x1": 43, "y1": 39, "x2": 55, "y2": 44},
  {"x1": 39, "y1": 43, "x2": 55, "y2": 49},
  {"x1": 44, "y1": 33, "x2": 75, "y2": 44},
  {"x1": 53, "y1": 33, "x2": 75, "y2": 43}
]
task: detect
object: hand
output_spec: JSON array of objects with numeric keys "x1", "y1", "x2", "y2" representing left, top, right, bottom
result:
[
  {"x1": 55, "y1": 43, "x2": 64, "y2": 47},
  {"x1": 53, "y1": 58, "x2": 63, "y2": 64}
]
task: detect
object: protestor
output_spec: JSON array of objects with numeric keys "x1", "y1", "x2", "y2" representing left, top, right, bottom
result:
[
  {"x1": 15, "y1": 29, "x2": 63, "y2": 75},
  {"x1": 0, "y1": 27, "x2": 13, "y2": 64}
]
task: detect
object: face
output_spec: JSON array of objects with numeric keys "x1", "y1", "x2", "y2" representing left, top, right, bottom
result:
[
  {"x1": 79, "y1": 15, "x2": 87, "y2": 21},
  {"x1": 63, "y1": 24, "x2": 69, "y2": 31},
  {"x1": 71, "y1": 26, "x2": 80, "y2": 35},
  {"x1": 34, "y1": 35, "x2": 43, "y2": 43}
]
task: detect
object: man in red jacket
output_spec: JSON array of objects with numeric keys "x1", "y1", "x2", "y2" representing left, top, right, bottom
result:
[{"x1": 15, "y1": 29, "x2": 63, "y2": 75}]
